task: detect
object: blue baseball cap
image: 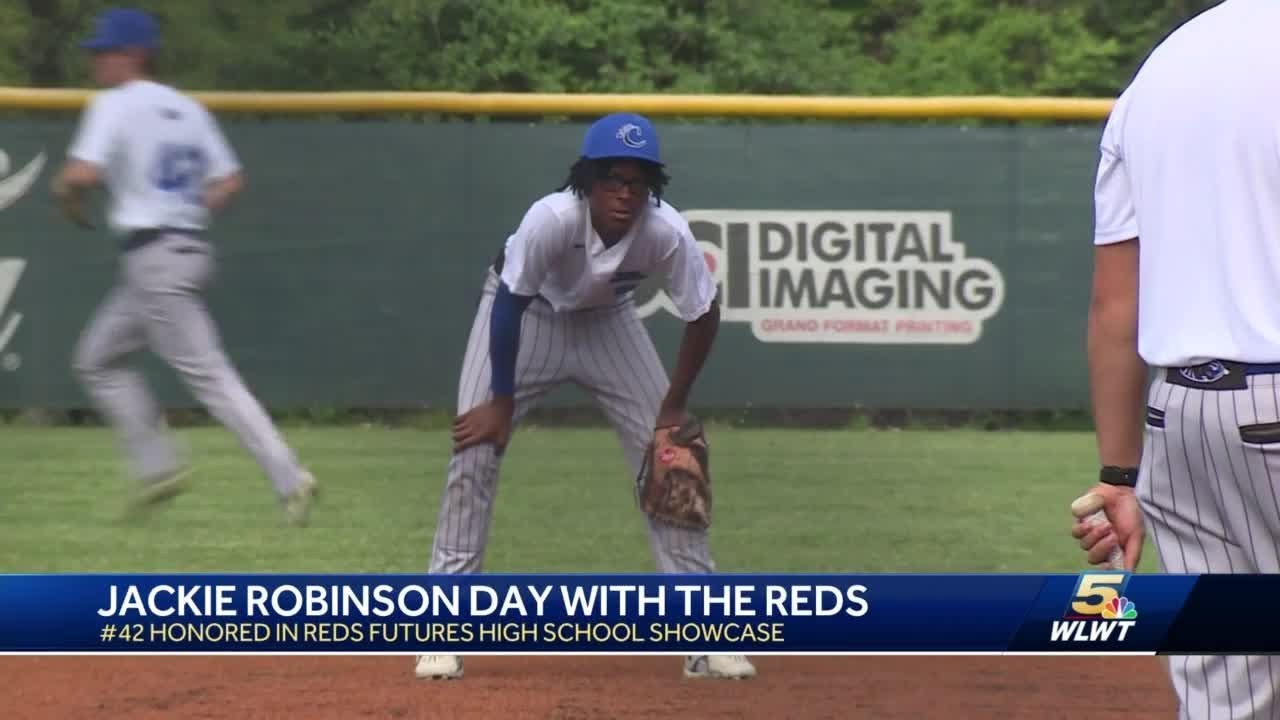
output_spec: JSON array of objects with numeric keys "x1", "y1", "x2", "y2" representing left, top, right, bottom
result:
[
  {"x1": 580, "y1": 113, "x2": 662, "y2": 166},
  {"x1": 81, "y1": 8, "x2": 160, "y2": 51}
]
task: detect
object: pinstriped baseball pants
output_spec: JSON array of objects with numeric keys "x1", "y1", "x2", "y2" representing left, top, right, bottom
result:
[
  {"x1": 1140, "y1": 372, "x2": 1280, "y2": 720},
  {"x1": 429, "y1": 271, "x2": 715, "y2": 575}
]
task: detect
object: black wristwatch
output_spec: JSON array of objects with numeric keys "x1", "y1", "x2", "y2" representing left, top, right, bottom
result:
[{"x1": 1099, "y1": 465, "x2": 1139, "y2": 488}]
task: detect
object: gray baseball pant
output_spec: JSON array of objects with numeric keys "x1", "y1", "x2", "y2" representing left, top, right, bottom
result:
[
  {"x1": 1139, "y1": 370, "x2": 1280, "y2": 720},
  {"x1": 73, "y1": 232, "x2": 307, "y2": 497},
  {"x1": 429, "y1": 271, "x2": 715, "y2": 575}
]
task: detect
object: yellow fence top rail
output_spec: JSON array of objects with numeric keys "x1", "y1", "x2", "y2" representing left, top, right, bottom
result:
[{"x1": 0, "y1": 88, "x2": 1115, "y2": 120}]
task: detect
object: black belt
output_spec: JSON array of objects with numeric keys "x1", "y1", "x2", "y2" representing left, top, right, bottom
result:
[
  {"x1": 1166, "y1": 361, "x2": 1280, "y2": 390},
  {"x1": 122, "y1": 228, "x2": 206, "y2": 253}
]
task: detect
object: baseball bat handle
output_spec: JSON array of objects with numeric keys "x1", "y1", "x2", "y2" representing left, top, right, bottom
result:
[{"x1": 1072, "y1": 493, "x2": 1126, "y2": 570}]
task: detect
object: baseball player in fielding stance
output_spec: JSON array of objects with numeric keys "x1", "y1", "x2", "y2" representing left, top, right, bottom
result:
[
  {"x1": 1074, "y1": 1, "x2": 1280, "y2": 717},
  {"x1": 415, "y1": 113, "x2": 756, "y2": 681},
  {"x1": 51, "y1": 8, "x2": 317, "y2": 525}
]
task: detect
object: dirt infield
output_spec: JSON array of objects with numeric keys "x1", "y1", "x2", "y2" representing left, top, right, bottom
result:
[{"x1": 2, "y1": 656, "x2": 1175, "y2": 719}]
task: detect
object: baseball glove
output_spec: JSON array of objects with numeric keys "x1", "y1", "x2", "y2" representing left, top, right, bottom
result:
[{"x1": 635, "y1": 416, "x2": 712, "y2": 530}]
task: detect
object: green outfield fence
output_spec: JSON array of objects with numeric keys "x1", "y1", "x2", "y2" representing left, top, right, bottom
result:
[{"x1": 0, "y1": 91, "x2": 1115, "y2": 413}]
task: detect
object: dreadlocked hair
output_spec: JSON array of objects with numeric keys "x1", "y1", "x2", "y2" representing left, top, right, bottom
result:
[{"x1": 558, "y1": 158, "x2": 670, "y2": 206}]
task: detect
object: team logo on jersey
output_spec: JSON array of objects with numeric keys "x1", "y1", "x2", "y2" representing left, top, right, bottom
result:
[
  {"x1": 635, "y1": 210, "x2": 1006, "y2": 345},
  {"x1": 616, "y1": 123, "x2": 647, "y2": 149},
  {"x1": 1179, "y1": 361, "x2": 1229, "y2": 384},
  {"x1": 0, "y1": 258, "x2": 25, "y2": 370},
  {"x1": 1049, "y1": 572, "x2": 1138, "y2": 643},
  {"x1": 0, "y1": 149, "x2": 46, "y2": 212}
]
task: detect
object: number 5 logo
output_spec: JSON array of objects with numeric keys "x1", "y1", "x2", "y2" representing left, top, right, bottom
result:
[
  {"x1": 1066, "y1": 572, "x2": 1129, "y2": 618},
  {"x1": 151, "y1": 143, "x2": 207, "y2": 204}
]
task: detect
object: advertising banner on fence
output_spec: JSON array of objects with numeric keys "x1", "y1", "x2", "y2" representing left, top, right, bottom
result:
[
  {"x1": 637, "y1": 210, "x2": 1006, "y2": 345},
  {"x1": 0, "y1": 572, "x2": 1265, "y2": 655}
]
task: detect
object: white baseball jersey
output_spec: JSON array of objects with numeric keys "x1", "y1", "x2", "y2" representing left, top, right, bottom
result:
[
  {"x1": 498, "y1": 191, "x2": 716, "y2": 321},
  {"x1": 1093, "y1": 0, "x2": 1280, "y2": 367},
  {"x1": 67, "y1": 79, "x2": 240, "y2": 235}
]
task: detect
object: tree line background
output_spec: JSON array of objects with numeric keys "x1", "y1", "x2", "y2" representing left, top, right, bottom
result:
[{"x1": 0, "y1": 0, "x2": 1221, "y2": 97}]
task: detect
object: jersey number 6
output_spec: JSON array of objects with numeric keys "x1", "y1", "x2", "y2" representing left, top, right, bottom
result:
[{"x1": 150, "y1": 143, "x2": 208, "y2": 205}]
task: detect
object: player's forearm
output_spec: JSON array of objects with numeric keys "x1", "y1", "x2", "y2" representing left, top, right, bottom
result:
[
  {"x1": 662, "y1": 301, "x2": 719, "y2": 413},
  {"x1": 488, "y1": 282, "x2": 534, "y2": 404},
  {"x1": 1087, "y1": 296, "x2": 1146, "y2": 467},
  {"x1": 204, "y1": 172, "x2": 243, "y2": 212}
]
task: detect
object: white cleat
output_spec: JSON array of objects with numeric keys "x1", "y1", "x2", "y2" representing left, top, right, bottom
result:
[
  {"x1": 683, "y1": 654, "x2": 757, "y2": 679},
  {"x1": 415, "y1": 654, "x2": 463, "y2": 680},
  {"x1": 282, "y1": 471, "x2": 319, "y2": 527}
]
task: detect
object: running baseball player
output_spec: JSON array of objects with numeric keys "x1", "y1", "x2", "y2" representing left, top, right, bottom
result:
[
  {"x1": 1073, "y1": 1, "x2": 1280, "y2": 717},
  {"x1": 415, "y1": 113, "x2": 756, "y2": 681},
  {"x1": 52, "y1": 7, "x2": 317, "y2": 524}
]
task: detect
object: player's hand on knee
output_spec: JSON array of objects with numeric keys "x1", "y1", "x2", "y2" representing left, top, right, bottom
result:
[{"x1": 452, "y1": 397, "x2": 514, "y2": 453}]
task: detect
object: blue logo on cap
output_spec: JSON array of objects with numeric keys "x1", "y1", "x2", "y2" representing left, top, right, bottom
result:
[
  {"x1": 81, "y1": 8, "x2": 160, "y2": 51},
  {"x1": 581, "y1": 113, "x2": 662, "y2": 166}
]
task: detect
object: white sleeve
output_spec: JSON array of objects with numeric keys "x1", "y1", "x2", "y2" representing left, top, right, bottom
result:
[
  {"x1": 1093, "y1": 94, "x2": 1139, "y2": 245},
  {"x1": 660, "y1": 223, "x2": 716, "y2": 322},
  {"x1": 67, "y1": 93, "x2": 119, "y2": 166},
  {"x1": 498, "y1": 201, "x2": 567, "y2": 297},
  {"x1": 202, "y1": 107, "x2": 241, "y2": 180}
]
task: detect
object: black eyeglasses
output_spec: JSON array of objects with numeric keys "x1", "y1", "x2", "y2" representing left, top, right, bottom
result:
[{"x1": 597, "y1": 174, "x2": 650, "y2": 195}]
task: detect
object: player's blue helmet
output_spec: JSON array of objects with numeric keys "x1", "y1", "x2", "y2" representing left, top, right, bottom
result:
[
  {"x1": 81, "y1": 7, "x2": 160, "y2": 51},
  {"x1": 580, "y1": 113, "x2": 663, "y2": 166}
]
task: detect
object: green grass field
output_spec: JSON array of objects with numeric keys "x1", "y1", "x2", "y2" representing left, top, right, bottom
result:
[{"x1": 0, "y1": 425, "x2": 1155, "y2": 574}]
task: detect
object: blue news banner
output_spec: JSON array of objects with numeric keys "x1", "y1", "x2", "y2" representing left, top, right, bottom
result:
[{"x1": 0, "y1": 573, "x2": 1266, "y2": 654}]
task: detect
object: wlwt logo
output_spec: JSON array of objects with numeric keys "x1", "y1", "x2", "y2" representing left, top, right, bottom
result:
[{"x1": 1050, "y1": 573, "x2": 1138, "y2": 643}]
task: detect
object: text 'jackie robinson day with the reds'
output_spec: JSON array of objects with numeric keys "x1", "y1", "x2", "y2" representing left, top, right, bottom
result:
[{"x1": 95, "y1": 582, "x2": 873, "y2": 619}]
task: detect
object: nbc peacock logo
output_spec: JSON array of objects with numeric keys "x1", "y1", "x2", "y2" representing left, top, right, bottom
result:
[{"x1": 1101, "y1": 596, "x2": 1137, "y2": 621}]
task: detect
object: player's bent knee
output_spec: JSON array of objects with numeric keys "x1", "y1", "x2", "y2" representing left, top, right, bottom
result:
[
  {"x1": 71, "y1": 343, "x2": 108, "y2": 380},
  {"x1": 71, "y1": 355, "x2": 95, "y2": 379}
]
